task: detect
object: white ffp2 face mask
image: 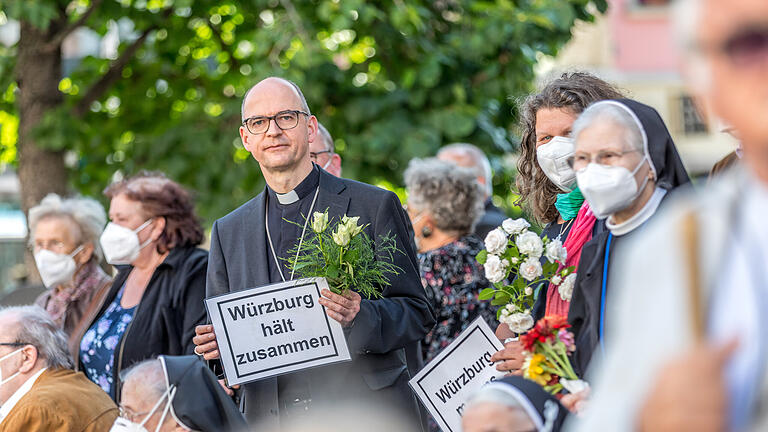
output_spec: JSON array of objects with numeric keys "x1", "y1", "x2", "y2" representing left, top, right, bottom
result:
[
  {"x1": 100, "y1": 219, "x2": 153, "y2": 265},
  {"x1": 110, "y1": 386, "x2": 176, "y2": 432},
  {"x1": 33, "y1": 245, "x2": 84, "y2": 288},
  {"x1": 537, "y1": 136, "x2": 577, "y2": 192},
  {"x1": 576, "y1": 157, "x2": 649, "y2": 219}
]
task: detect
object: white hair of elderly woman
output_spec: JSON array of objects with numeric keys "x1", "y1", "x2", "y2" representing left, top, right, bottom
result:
[
  {"x1": 571, "y1": 101, "x2": 645, "y2": 154},
  {"x1": 404, "y1": 157, "x2": 485, "y2": 235},
  {"x1": 0, "y1": 305, "x2": 73, "y2": 369},
  {"x1": 28, "y1": 193, "x2": 107, "y2": 262}
]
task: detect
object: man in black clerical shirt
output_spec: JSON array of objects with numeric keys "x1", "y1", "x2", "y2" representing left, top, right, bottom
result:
[{"x1": 193, "y1": 77, "x2": 435, "y2": 429}]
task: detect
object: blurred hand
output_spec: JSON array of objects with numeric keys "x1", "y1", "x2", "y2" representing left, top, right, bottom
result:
[
  {"x1": 192, "y1": 324, "x2": 220, "y2": 361},
  {"x1": 490, "y1": 340, "x2": 525, "y2": 375},
  {"x1": 637, "y1": 339, "x2": 738, "y2": 432},
  {"x1": 319, "y1": 289, "x2": 361, "y2": 328},
  {"x1": 560, "y1": 388, "x2": 590, "y2": 415},
  {"x1": 495, "y1": 322, "x2": 515, "y2": 341},
  {"x1": 218, "y1": 379, "x2": 240, "y2": 397}
]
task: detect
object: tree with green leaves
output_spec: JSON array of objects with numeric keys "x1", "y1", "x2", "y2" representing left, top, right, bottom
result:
[{"x1": 1, "y1": 0, "x2": 605, "y2": 224}]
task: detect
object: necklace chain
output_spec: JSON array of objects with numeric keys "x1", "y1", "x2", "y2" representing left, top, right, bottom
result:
[{"x1": 265, "y1": 187, "x2": 320, "y2": 282}]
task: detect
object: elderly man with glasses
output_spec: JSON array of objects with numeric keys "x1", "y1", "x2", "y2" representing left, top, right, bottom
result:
[
  {"x1": 0, "y1": 305, "x2": 117, "y2": 431},
  {"x1": 309, "y1": 122, "x2": 343, "y2": 177}
]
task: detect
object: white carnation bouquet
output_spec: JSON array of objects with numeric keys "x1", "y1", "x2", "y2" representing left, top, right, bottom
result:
[
  {"x1": 476, "y1": 218, "x2": 575, "y2": 334},
  {"x1": 287, "y1": 210, "x2": 402, "y2": 299}
]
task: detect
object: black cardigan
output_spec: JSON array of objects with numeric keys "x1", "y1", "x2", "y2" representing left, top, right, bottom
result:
[{"x1": 76, "y1": 246, "x2": 208, "y2": 401}]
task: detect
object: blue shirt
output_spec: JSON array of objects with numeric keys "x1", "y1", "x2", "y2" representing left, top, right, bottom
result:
[{"x1": 79, "y1": 285, "x2": 136, "y2": 399}]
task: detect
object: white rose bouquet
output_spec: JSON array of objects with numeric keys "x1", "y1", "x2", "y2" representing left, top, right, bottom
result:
[
  {"x1": 476, "y1": 218, "x2": 575, "y2": 334},
  {"x1": 286, "y1": 210, "x2": 402, "y2": 299}
]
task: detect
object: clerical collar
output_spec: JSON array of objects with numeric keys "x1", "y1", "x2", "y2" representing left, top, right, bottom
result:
[
  {"x1": 267, "y1": 165, "x2": 320, "y2": 205},
  {"x1": 606, "y1": 187, "x2": 666, "y2": 236}
]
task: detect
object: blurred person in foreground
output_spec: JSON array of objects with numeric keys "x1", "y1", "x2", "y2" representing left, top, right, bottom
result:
[
  {"x1": 437, "y1": 143, "x2": 506, "y2": 240},
  {"x1": 28, "y1": 194, "x2": 112, "y2": 357},
  {"x1": 404, "y1": 158, "x2": 497, "y2": 363},
  {"x1": 462, "y1": 376, "x2": 569, "y2": 432},
  {"x1": 114, "y1": 356, "x2": 247, "y2": 432},
  {"x1": 78, "y1": 173, "x2": 208, "y2": 401},
  {"x1": 0, "y1": 306, "x2": 117, "y2": 431},
  {"x1": 492, "y1": 72, "x2": 624, "y2": 374},
  {"x1": 569, "y1": 0, "x2": 768, "y2": 430},
  {"x1": 309, "y1": 122, "x2": 342, "y2": 177}
]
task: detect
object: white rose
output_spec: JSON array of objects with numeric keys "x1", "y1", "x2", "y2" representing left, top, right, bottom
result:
[
  {"x1": 558, "y1": 273, "x2": 577, "y2": 302},
  {"x1": 484, "y1": 228, "x2": 508, "y2": 255},
  {"x1": 544, "y1": 238, "x2": 568, "y2": 263},
  {"x1": 311, "y1": 211, "x2": 329, "y2": 233},
  {"x1": 519, "y1": 258, "x2": 543, "y2": 281},
  {"x1": 524, "y1": 286, "x2": 533, "y2": 296},
  {"x1": 505, "y1": 304, "x2": 517, "y2": 313},
  {"x1": 551, "y1": 275, "x2": 562, "y2": 286},
  {"x1": 483, "y1": 254, "x2": 506, "y2": 284},
  {"x1": 510, "y1": 257, "x2": 519, "y2": 265},
  {"x1": 342, "y1": 215, "x2": 364, "y2": 237},
  {"x1": 502, "y1": 312, "x2": 534, "y2": 334},
  {"x1": 332, "y1": 225, "x2": 351, "y2": 246},
  {"x1": 516, "y1": 231, "x2": 543, "y2": 258},
  {"x1": 502, "y1": 218, "x2": 531, "y2": 235}
]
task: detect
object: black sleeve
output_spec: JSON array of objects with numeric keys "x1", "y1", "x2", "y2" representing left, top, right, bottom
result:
[
  {"x1": 345, "y1": 192, "x2": 436, "y2": 354},
  {"x1": 205, "y1": 221, "x2": 228, "y2": 376},
  {"x1": 179, "y1": 250, "x2": 209, "y2": 355}
]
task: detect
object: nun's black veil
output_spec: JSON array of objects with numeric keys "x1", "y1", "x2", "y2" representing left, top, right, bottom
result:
[{"x1": 159, "y1": 355, "x2": 248, "y2": 432}]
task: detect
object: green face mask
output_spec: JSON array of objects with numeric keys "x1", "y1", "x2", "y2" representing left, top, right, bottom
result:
[{"x1": 555, "y1": 187, "x2": 585, "y2": 221}]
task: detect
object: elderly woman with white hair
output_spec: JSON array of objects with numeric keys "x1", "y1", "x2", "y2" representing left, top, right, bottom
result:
[
  {"x1": 566, "y1": 99, "x2": 690, "y2": 378},
  {"x1": 29, "y1": 194, "x2": 112, "y2": 359},
  {"x1": 404, "y1": 158, "x2": 497, "y2": 364}
]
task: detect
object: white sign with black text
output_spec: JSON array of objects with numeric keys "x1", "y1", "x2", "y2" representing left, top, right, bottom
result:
[
  {"x1": 409, "y1": 317, "x2": 506, "y2": 432},
  {"x1": 205, "y1": 277, "x2": 351, "y2": 386}
]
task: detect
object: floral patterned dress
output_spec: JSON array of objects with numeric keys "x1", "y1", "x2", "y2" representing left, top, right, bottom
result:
[
  {"x1": 79, "y1": 285, "x2": 136, "y2": 399},
  {"x1": 419, "y1": 235, "x2": 498, "y2": 363}
]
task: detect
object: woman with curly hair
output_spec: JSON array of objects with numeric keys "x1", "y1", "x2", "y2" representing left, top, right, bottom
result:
[
  {"x1": 492, "y1": 72, "x2": 624, "y2": 373},
  {"x1": 76, "y1": 172, "x2": 208, "y2": 401}
]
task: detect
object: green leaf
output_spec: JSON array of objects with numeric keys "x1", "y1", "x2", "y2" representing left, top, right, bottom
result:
[
  {"x1": 478, "y1": 288, "x2": 496, "y2": 301},
  {"x1": 476, "y1": 249, "x2": 488, "y2": 265}
]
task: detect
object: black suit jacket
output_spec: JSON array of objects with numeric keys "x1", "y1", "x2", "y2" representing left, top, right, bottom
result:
[{"x1": 206, "y1": 169, "x2": 435, "y2": 427}]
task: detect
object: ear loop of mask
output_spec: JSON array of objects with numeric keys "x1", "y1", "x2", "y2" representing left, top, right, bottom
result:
[
  {"x1": 0, "y1": 348, "x2": 24, "y2": 386},
  {"x1": 321, "y1": 155, "x2": 333, "y2": 170},
  {"x1": 137, "y1": 384, "x2": 177, "y2": 431},
  {"x1": 630, "y1": 156, "x2": 652, "y2": 201},
  {"x1": 134, "y1": 219, "x2": 155, "y2": 252}
]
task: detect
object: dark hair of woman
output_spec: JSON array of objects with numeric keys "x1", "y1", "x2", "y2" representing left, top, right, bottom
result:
[
  {"x1": 516, "y1": 72, "x2": 624, "y2": 224},
  {"x1": 104, "y1": 171, "x2": 204, "y2": 253}
]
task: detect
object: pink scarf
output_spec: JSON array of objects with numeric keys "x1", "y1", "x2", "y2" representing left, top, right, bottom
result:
[{"x1": 545, "y1": 203, "x2": 597, "y2": 317}]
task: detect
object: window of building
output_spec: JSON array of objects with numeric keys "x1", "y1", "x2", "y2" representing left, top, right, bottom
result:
[{"x1": 680, "y1": 95, "x2": 709, "y2": 135}]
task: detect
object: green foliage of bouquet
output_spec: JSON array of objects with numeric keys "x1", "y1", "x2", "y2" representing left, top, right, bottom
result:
[{"x1": 287, "y1": 210, "x2": 402, "y2": 299}]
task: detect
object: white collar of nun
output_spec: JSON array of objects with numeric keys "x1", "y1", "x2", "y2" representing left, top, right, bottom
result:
[{"x1": 606, "y1": 187, "x2": 666, "y2": 236}]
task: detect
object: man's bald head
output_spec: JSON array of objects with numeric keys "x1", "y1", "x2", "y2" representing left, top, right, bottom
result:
[
  {"x1": 437, "y1": 143, "x2": 493, "y2": 197},
  {"x1": 241, "y1": 77, "x2": 311, "y2": 121}
]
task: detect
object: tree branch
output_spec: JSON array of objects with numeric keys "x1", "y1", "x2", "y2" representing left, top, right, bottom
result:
[
  {"x1": 208, "y1": 23, "x2": 240, "y2": 71},
  {"x1": 73, "y1": 26, "x2": 155, "y2": 117},
  {"x1": 43, "y1": 0, "x2": 104, "y2": 53}
]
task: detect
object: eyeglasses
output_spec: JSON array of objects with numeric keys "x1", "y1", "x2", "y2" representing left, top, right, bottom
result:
[
  {"x1": 0, "y1": 342, "x2": 29, "y2": 347},
  {"x1": 567, "y1": 149, "x2": 639, "y2": 170},
  {"x1": 699, "y1": 24, "x2": 768, "y2": 67},
  {"x1": 242, "y1": 110, "x2": 309, "y2": 135},
  {"x1": 309, "y1": 150, "x2": 332, "y2": 161},
  {"x1": 119, "y1": 406, "x2": 151, "y2": 423}
]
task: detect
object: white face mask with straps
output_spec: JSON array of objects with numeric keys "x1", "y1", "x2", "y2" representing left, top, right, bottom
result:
[
  {"x1": 110, "y1": 385, "x2": 177, "y2": 432},
  {"x1": 577, "y1": 156, "x2": 650, "y2": 219},
  {"x1": 536, "y1": 136, "x2": 577, "y2": 192},
  {"x1": 100, "y1": 219, "x2": 154, "y2": 265},
  {"x1": 33, "y1": 245, "x2": 84, "y2": 288}
]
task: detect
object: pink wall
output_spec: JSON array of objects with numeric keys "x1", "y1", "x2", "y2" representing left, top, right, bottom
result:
[{"x1": 608, "y1": 0, "x2": 682, "y2": 72}]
